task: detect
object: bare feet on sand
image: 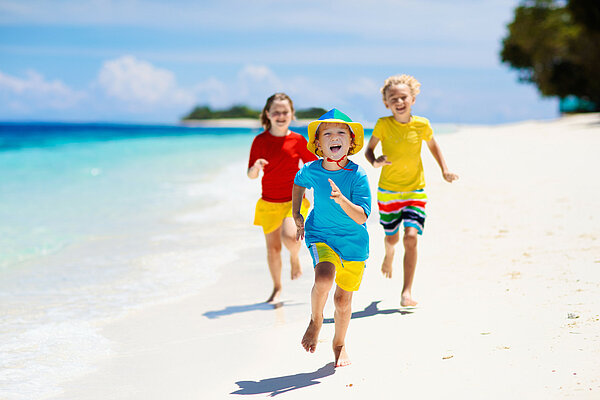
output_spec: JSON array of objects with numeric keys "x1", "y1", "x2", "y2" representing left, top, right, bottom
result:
[
  {"x1": 301, "y1": 319, "x2": 322, "y2": 353},
  {"x1": 291, "y1": 256, "x2": 302, "y2": 280},
  {"x1": 381, "y1": 254, "x2": 393, "y2": 278},
  {"x1": 333, "y1": 344, "x2": 351, "y2": 367},
  {"x1": 401, "y1": 292, "x2": 418, "y2": 307},
  {"x1": 266, "y1": 286, "x2": 282, "y2": 303}
]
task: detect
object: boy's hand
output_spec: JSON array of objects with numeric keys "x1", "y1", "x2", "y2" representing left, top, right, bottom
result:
[
  {"x1": 329, "y1": 178, "x2": 346, "y2": 205},
  {"x1": 372, "y1": 155, "x2": 392, "y2": 168},
  {"x1": 253, "y1": 158, "x2": 269, "y2": 170},
  {"x1": 294, "y1": 213, "x2": 305, "y2": 240},
  {"x1": 442, "y1": 171, "x2": 459, "y2": 183}
]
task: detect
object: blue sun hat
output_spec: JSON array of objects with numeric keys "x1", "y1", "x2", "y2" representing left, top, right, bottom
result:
[{"x1": 307, "y1": 108, "x2": 364, "y2": 157}]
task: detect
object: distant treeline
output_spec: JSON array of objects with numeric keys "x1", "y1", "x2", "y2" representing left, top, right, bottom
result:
[
  {"x1": 501, "y1": 0, "x2": 600, "y2": 111},
  {"x1": 182, "y1": 105, "x2": 328, "y2": 120}
]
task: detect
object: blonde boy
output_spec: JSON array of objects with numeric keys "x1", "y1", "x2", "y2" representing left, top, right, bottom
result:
[{"x1": 365, "y1": 75, "x2": 458, "y2": 307}]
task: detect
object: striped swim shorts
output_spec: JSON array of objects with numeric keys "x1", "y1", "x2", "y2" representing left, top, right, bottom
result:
[{"x1": 377, "y1": 188, "x2": 427, "y2": 235}]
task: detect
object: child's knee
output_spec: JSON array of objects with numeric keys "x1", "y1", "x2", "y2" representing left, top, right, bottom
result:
[
  {"x1": 267, "y1": 242, "x2": 282, "y2": 255},
  {"x1": 333, "y1": 290, "x2": 352, "y2": 310},
  {"x1": 281, "y1": 231, "x2": 299, "y2": 248},
  {"x1": 403, "y1": 231, "x2": 418, "y2": 249},
  {"x1": 385, "y1": 233, "x2": 400, "y2": 246}
]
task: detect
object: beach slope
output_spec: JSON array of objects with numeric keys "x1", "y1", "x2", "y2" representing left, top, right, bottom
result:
[{"x1": 59, "y1": 114, "x2": 600, "y2": 399}]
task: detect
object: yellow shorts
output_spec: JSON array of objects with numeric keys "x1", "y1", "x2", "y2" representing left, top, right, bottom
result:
[
  {"x1": 254, "y1": 197, "x2": 311, "y2": 234},
  {"x1": 308, "y1": 242, "x2": 365, "y2": 292}
]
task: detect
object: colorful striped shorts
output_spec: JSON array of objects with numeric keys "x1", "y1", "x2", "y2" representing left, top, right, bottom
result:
[{"x1": 377, "y1": 188, "x2": 427, "y2": 236}]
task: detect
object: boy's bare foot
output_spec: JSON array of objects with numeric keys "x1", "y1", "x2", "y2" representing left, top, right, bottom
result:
[
  {"x1": 291, "y1": 256, "x2": 302, "y2": 280},
  {"x1": 301, "y1": 319, "x2": 322, "y2": 353},
  {"x1": 381, "y1": 254, "x2": 393, "y2": 278},
  {"x1": 266, "y1": 286, "x2": 282, "y2": 303},
  {"x1": 401, "y1": 293, "x2": 418, "y2": 307},
  {"x1": 333, "y1": 344, "x2": 351, "y2": 367}
]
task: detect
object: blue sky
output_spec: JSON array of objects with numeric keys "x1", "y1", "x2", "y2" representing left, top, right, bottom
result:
[{"x1": 0, "y1": 0, "x2": 558, "y2": 124}]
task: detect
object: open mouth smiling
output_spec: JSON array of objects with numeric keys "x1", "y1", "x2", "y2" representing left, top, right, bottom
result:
[{"x1": 330, "y1": 144, "x2": 342, "y2": 153}]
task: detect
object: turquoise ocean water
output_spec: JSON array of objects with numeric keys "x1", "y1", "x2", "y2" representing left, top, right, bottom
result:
[
  {"x1": 0, "y1": 121, "x2": 455, "y2": 399},
  {"x1": 0, "y1": 122, "x2": 265, "y2": 399}
]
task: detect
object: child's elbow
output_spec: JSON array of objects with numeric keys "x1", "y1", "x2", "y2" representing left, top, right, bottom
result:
[{"x1": 355, "y1": 211, "x2": 368, "y2": 225}]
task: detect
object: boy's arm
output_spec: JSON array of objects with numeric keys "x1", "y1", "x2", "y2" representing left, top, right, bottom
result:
[
  {"x1": 364, "y1": 136, "x2": 391, "y2": 168},
  {"x1": 426, "y1": 138, "x2": 459, "y2": 183},
  {"x1": 292, "y1": 184, "x2": 306, "y2": 240},
  {"x1": 328, "y1": 179, "x2": 368, "y2": 224},
  {"x1": 247, "y1": 159, "x2": 268, "y2": 179}
]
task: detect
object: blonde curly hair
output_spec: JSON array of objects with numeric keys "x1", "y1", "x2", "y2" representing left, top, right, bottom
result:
[{"x1": 380, "y1": 74, "x2": 421, "y2": 101}]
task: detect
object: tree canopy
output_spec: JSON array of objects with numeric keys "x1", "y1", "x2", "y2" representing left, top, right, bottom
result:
[
  {"x1": 182, "y1": 105, "x2": 328, "y2": 120},
  {"x1": 500, "y1": 0, "x2": 600, "y2": 111},
  {"x1": 295, "y1": 107, "x2": 328, "y2": 119},
  {"x1": 182, "y1": 105, "x2": 259, "y2": 120}
]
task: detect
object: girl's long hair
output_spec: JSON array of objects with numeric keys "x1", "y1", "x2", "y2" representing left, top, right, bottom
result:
[{"x1": 260, "y1": 93, "x2": 295, "y2": 131}]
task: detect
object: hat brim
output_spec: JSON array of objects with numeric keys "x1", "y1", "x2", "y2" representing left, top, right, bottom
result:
[{"x1": 307, "y1": 118, "x2": 364, "y2": 156}]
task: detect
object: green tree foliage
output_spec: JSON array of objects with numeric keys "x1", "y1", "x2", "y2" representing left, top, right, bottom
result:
[
  {"x1": 500, "y1": 0, "x2": 600, "y2": 110},
  {"x1": 295, "y1": 107, "x2": 328, "y2": 119},
  {"x1": 182, "y1": 105, "x2": 328, "y2": 120},
  {"x1": 182, "y1": 104, "x2": 260, "y2": 120}
]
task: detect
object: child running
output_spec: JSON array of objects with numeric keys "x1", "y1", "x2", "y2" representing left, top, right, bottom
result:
[
  {"x1": 248, "y1": 93, "x2": 317, "y2": 303},
  {"x1": 292, "y1": 109, "x2": 371, "y2": 367},
  {"x1": 365, "y1": 74, "x2": 459, "y2": 307}
]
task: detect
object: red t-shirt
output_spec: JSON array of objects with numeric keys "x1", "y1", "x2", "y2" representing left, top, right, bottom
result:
[{"x1": 248, "y1": 130, "x2": 317, "y2": 202}]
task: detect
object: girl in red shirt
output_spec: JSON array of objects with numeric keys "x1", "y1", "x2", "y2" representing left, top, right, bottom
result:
[{"x1": 248, "y1": 93, "x2": 317, "y2": 303}]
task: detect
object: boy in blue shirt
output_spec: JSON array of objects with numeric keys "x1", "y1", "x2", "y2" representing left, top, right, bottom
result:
[{"x1": 292, "y1": 109, "x2": 371, "y2": 367}]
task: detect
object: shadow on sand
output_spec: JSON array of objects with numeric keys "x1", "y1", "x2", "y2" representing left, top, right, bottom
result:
[
  {"x1": 203, "y1": 301, "x2": 283, "y2": 319},
  {"x1": 231, "y1": 362, "x2": 335, "y2": 396},
  {"x1": 323, "y1": 300, "x2": 413, "y2": 324},
  {"x1": 203, "y1": 301, "x2": 304, "y2": 319}
]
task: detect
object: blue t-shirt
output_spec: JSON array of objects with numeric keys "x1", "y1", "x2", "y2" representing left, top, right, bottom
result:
[{"x1": 294, "y1": 159, "x2": 371, "y2": 261}]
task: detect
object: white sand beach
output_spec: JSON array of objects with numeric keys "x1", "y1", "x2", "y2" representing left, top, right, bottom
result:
[{"x1": 58, "y1": 114, "x2": 600, "y2": 399}]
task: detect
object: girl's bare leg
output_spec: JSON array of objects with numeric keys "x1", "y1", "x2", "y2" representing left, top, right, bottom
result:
[
  {"x1": 401, "y1": 227, "x2": 419, "y2": 307},
  {"x1": 382, "y1": 232, "x2": 400, "y2": 278},
  {"x1": 302, "y1": 262, "x2": 335, "y2": 353},
  {"x1": 264, "y1": 226, "x2": 283, "y2": 303},
  {"x1": 332, "y1": 286, "x2": 353, "y2": 367},
  {"x1": 281, "y1": 217, "x2": 302, "y2": 279}
]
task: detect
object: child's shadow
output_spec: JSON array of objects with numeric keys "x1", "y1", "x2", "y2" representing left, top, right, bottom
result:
[
  {"x1": 324, "y1": 300, "x2": 412, "y2": 324},
  {"x1": 203, "y1": 301, "x2": 288, "y2": 319},
  {"x1": 231, "y1": 362, "x2": 335, "y2": 396}
]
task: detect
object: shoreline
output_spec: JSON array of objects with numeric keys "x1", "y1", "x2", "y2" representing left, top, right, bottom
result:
[{"x1": 180, "y1": 118, "x2": 315, "y2": 128}]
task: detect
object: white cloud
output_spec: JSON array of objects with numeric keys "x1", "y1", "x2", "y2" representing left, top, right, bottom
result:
[
  {"x1": 236, "y1": 65, "x2": 283, "y2": 100},
  {"x1": 96, "y1": 55, "x2": 195, "y2": 109},
  {"x1": 238, "y1": 65, "x2": 280, "y2": 86},
  {"x1": 193, "y1": 77, "x2": 229, "y2": 108},
  {"x1": 188, "y1": 64, "x2": 381, "y2": 122},
  {"x1": 346, "y1": 77, "x2": 380, "y2": 98},
  {"x1": 0, "y1": 69, "x2": 85, "y2": 111}
]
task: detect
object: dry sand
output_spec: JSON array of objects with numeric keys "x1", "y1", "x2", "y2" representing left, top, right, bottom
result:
[{"x1": 59, "y1": 114, "x2": 600, "y2": 399}]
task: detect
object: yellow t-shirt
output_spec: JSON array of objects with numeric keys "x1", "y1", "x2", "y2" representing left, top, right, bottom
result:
[{"x1": 372, "y1": 115, "x2": 433, "y2": 192}]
